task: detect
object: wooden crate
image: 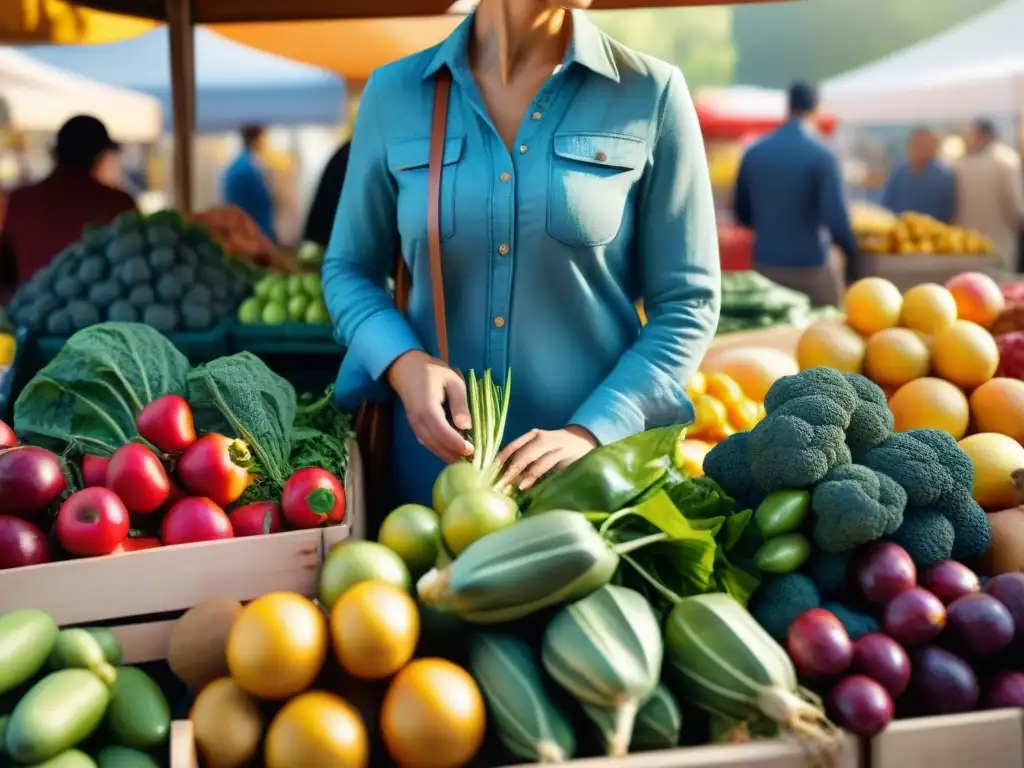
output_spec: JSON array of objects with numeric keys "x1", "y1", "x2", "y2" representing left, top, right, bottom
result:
[
  {"x1": 863, "y1": 252, "x2": 1009, "y2": 292},
  {"x1": 0, "y1": 440, "x2": 364, "y2": 631},
  {"x1": 169, "y1": 719, "x2": 858, "y2": 768},
  {"x1": 871, "y1": 710, "x2": 1024, "y2": 768}
]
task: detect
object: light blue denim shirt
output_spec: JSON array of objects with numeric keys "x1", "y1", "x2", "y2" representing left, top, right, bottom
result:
[{"x1": 323, "y1": 10, "x2": 720, "y2": 506}]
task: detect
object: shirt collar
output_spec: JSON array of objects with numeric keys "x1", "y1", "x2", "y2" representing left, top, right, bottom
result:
[{"x1": 422, "y1": 9, "x2": 619, "y2": 83}]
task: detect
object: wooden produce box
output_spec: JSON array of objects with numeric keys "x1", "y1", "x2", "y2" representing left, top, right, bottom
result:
[
  {"x1": 169, "y1": 718, "x2": 859, "y2": 768},
  {"x1": 863, "y1": 252, "x2": 1008, "y2": 292},
  {"x1": 0, "y1": 440, "x2": 365, "y2": 652},
  {"x1": 872, "y1": 710, "x2": 1024, "y2": 768}
]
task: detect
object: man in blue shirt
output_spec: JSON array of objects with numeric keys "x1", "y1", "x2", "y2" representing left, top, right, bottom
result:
[
  {"x1": 882, "y1": 128, "x2": 956, "y2": 222},
  {"x1": 222, "y1": 125, "x2": 277, "y2": 242},
  {"x1": 734, "y1": 82, "x2": 858, "y2": 306}
]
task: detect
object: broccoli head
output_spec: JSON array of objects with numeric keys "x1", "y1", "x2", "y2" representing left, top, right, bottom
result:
[
  {"x1": 823, "y1": 603, "x2": 880, "y2": 640},
  {"x1": 803, "y1": 548, "x2": 853, "y2": 601},
  {"x1": 904, "y1": 429, "x2": 975, "y2": 495},
  {"x1": 764, "y1": 366, "x2": 858, "y2": 417},
  {"x1": 703, "y1": 431, "x2": 766, "y2": 510},
  {"x1": 887, "y1": 508, "x2": 954, "y2": 569},
  {"x1": 749, "y1": 573, "x2": 821, "y2": 641},
  {"x1": 810, "y1": 464, "x2": 906, "y2": 553},
  {"x1": 748, "y1": 395, "x2": 852, "y2": 490},
  {"x1": 934, "y1": 489, "x2": 992, "y2": 563},
  {"x1": 841, "y1": 373, "x2": 894, "y2": 459},
  {"x1": 861, "y1": 432, "x2": 953, "y2": 508}
]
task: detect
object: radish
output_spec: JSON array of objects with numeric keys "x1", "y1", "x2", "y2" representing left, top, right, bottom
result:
[
  {"x1": 787, "y1": 608, "x2": 854, "y2": 678},
  {"x1": 828, "y1": 675, "x2": 894, "y2": 737},
  {"x1": 883, "y1": 588, "x2": 946, "y2": 646},
  {"x1": 176, "y1": 434, "x2": 250, "y2": 507},
  {"x1": 136, "y1": 394, "x2": 196, "y2": 455},
  {"x1": 985, "y1": 672, "x2": 1024, "y2": 709},
  {"x1": 945, "y1": 593, "x2": 1015, "y2": 657},
  {"x1": 911, "y1": 647, "x2": 979, "y2": 715},
  {"x1": 0, "y1": 419, "x2": 16, "y2": 448},
  {"x1": 921, "y1": 561, "x2": 980, "y2": 605},
  {"x1": 106, "y1": 444, "x2": 170, "y2": 515},
  {"x1": 229, "y1": 502, "x2": 284, "y2": 537},
  {"x1": 853, "y1": 542, "x2": 917, "y2": 604},
  {"x1": 81, "y1": 455, "x2": 109, "y2": 488},
  {"x1": 161, "y1": 497, "x2": 234, "y2": 545},
  {"x1": 851, "y1": 633, "x2": 911, "y2": 698},
  {"x1": 0, "y1": 515, "x2": 50, "y2": 569},
  {"x1": 0, "y1": 446, "x2": 67, "y2": 516},
  {"x1": 281, "y1": 467, "x2": 346, "y2": 528},
  {"x1": 55, "y1": 488, "x2": 130, "y2": 557}
]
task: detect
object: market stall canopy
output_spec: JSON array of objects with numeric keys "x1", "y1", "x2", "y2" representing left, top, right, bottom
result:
[
  {"x1": 71, "y1": 0, "x2": 791, "y2": 22},
  {"x1": 822, "y1": 0, "x2": 1024, "y2": 124},
  {"x1": 0, "y1": 48, "x2": 160, "y2": 141},
  {"x1": 696, "y1": 86, "x2": 837, "y2": 139},
  {"x1": 20, "y1": 27, "x2": 346, "y2": 132},
  {"x1": 0, "y1": 2, "x2": 153, "y2": 43}
]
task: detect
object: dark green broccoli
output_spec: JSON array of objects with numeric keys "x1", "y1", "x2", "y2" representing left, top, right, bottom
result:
[
  {"x1": 111, "y1": 211, "x2": 144, "y2": 235},
  {"x1": 143, "y1": 304, "x2": 179, "y2": 334},
  {"x1": 210, "y1": 300, "x2": 230, "y2": 319},
  {"x1": 53, "y1": 276, "x2": 83, "y2": 300},
  {"x1": 810, "y1": 464, "x2": 906, "y2": 552},
  {"x1": 147, "y1": 209, "x2": 184, "y2": 229},
  {"x1": 148, "y1": 247, "x2": 177, "y2": 271},
  {"x1": 128, "y1": 285, "x2": 156, "y2": 308},
  {"x1": 76, "y1": 256, "x2": 106, "y2": 284},
  {"x1": 179, "y1": 246, "x2": 199, "y2": 269},
  {"x1": 88, "y1": 281, "x2": 122, "y2": 306},
  {"x1": 155, "y1": 274, "x2": 184, "y2": 302},
  {"x1": 182, "y1": 304, "x2": 213, "y2": 331},
  {"x1": 803, "y1": 549, "x2": 853, "y2": 601},
  {"x1": 861, "y1": 432, "x2": 953, "y2": 508},
  {"x1": 764, "y1": 366, "x2": 858, "y2": 417},
  {"x1": 183, "y1": 284, "x2": 213, "y2": 306},
  {"x1": 82, "y1": 226, "x2": 110, "y2": 251},
  {"x1": 749, "y1": 573, "x2": 821, "y2": 641},
  {"x1": 703, "y1": 431, "x2": 766, "y2": 510},
  {"x1": 888, "y1": 508, "x2": 954, "y2": 569},
  {"x1": 197, "y1": 241, "x2": 223, "y2": 261},
  {"x1": 904, "y1": 429, "x2": 974, "y2": 492},
  {"x1": 16, "y1": 295, "x2": 59, "y2": 329},
  {"x1": 120, "y1": 256, "x2": 153, "y2": 286},
  {"x1": 180, "y1": 223, "x2": 210, "y2": 246},
  {"x1": 174, "y1": 264, "x2": 197, "y2": 285},
  {"x1": 107, "y1": 301, "x2": 138, "y2": 323},
  {"x1": 823, "y1": 603, "x2": 880, "y2": 639},
  {"x1": 748, "y1": 395, "x2": 853, "y2": 490},
  {"x1": 147, "y1": 225, "x2": 179, "y2": 249},
  {"x1": 45, "y1": 308, "x2": 72, "y2": 336},
  {"x1": 934, "y1": 489, "x2": 992, "y2": 563},
  {"x1": 841, "y1": 373, "x2": 894, "y2": 459},
  {"x1": 106, "y1": 232, "x2": 145, "y2": 263},
  {"x1": 66, "y1": 300, "x2": 101, "y2": 331}
]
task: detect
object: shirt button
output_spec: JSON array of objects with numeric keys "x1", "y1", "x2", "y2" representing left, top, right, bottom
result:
[
  {"x1": 493, "y1": 316, "x2": 506, "y2": 328},
  {"x1": 596, "y1": 151, "x2": 608, "y2": 162},
  {"x1": 499, "y1": 172, "x2": 510, "y2": 183},
  {"x1": 531, "y1": 111, "x2": 542, "y2": 120},
  {"x1": 519, "y1": 144, "x2": 528, "y2": 154},
  {"x1": 497, "y1": 243, "x2": 510, "y2": 256}
]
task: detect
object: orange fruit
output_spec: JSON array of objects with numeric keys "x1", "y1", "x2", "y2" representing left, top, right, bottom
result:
[
  {"x1": 265, "y1": 692, "x2": 368, "y2": 768},
  {"x1": 796, "y1": 319, "x2": 866, "y2": 372},
  {"x1": 686, "y1": 371, "x2": 707, "y2": 399},
  {"x1": 727, "y1": 398, "x2": 761, "y2": 432},
  {"x1": 957, "y1": 433, "x2": 1024, "y2": 509},
  {"x1": 844, "y1": 278, "x2": 903, "y2": 336},
  {"x1": 969, "y1": 378, "x2": 1024, "y2": 442},
  {"x1": 946, "y1": 272, "x2": 1006, "y2": 329},
  {"x1": 691, "y1": 395, "x2": 728, "y2": 437},
  {"x1": 704, "y1": 372, "x2": 745, "y2": 406},
  {"x1": 899, "y1": 283, "x2": 958, "y2": 335},
  {"x1": 863, "y1": 327, "x2": 931, "y2": 389},
  {"x1": 678, "y1": 439, "x2": 712, "y2": 476},
  {"x1": 330, "y1": 581, "x2": 420, "y2": 681},
  {"x1": 700, "y1": 347, "x2": 798, "y2": 402},
  {"x1": 888, "y1": 377, "x2": 970, "y2": 439},
  {"x1": 932, "y1": 320, "x2": 999, "y2": 390}
]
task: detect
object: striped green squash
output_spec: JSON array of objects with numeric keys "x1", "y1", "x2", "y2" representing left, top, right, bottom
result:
[
  {"x1": 583, "y1": 682, "x2": 682, "y2": 754},
  {"x1": 467, "y1": 632, "x2": 575, "y2": 764},
  {"x1": 542, "y1": 585, "x2": 662, "y2": 757},
  {"x1": 664, "y1": 593, "x2": 841, "y2": 756}
]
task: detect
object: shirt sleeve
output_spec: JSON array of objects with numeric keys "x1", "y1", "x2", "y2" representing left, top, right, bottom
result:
[
  {"x1": 819, "y1": 152, "x2": 860, "y2": 281},
  {"x1": 939, "y1": 168, "x2": 957, "y2": 224},
  {"x1": 733, "y1": 153, "x2": 753, "y2": 227},
  {"x1": 569, "y1": 68, "x2": 720, "y2": 445},
  {"x1": 321, "y1": 73, "x2": 424, "y2": 381}
]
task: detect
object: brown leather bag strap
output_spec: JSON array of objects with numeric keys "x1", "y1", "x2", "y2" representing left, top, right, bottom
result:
[{"x1": 427, "y1": 69, "x2": 452, "y2": 364}]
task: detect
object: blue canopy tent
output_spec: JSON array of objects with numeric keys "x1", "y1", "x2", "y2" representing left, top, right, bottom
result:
[{"x1": 20, "y1": 27, "x2": 346, "y2": 133}]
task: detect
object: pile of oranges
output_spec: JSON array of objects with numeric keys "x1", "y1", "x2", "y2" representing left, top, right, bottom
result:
[{"x1": 679, "y1": 371, "x2": 767, "y2": 476}]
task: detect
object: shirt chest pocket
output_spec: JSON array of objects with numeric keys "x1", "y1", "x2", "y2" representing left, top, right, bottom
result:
[
  {"x1": 547, "y1": 133, "x2": 646, "y2": 247},
  {"x1": 387, "y1": 136, "x2": 464, "y2": 242}
]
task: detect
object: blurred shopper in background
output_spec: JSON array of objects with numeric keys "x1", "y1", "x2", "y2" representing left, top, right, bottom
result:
[
  {"x1": 882, "y1": 127, "x2": 955, "y2": 222},
  {"x1": 222, "y1": 125, "x2": 277, "y2": 243},
  {"x1": 734, "y1": 81, "x2": 858, "y2": 306},
  {"x1": 955, "y1": 118, "x2": 1024, "y2": 275},
  {"x1": 303, "y1": 141, "x2": 352, "y2": 247},
  {"x1": 0, "y1": 115, "x2": 136, "y2": 297}
]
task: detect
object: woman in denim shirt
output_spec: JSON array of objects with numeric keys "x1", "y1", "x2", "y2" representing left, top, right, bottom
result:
[{"x1": 324, "y1": 0, "x2": 721, "y2": 508}]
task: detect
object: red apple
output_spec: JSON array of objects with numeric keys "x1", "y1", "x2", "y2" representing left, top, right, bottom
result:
[{"x1": 945, "y1": 272, "x2": 1005, "y2": 329}]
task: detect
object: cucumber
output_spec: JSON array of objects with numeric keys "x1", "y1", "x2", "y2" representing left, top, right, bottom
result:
[
  {"x1": 83, "y1": 630, "x2": 122, "y2": 667},
  {"x1": 5, "y1": 669, "x2": 110, "y2": 764},
  {"x1": 94, "y1": 746, "x2": 162, "y2": 768},
  {"x1": 25, "y1": 749, "x2": 98, "y2": 767},
  {"x1": 0, "y1": 610, "x2": 59, "y2": 695},
  {"x1": 47, "y1": 631, "x2": 117, "y2": 685},
  {"x1": 104, "y1": 667, "x2": 170, "y2": 749}
]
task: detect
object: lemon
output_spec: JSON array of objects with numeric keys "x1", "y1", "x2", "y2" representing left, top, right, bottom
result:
[
  {"x1": 237, "y1": 298, "x2": 263, "y2": 325},
  {"x1": 379, "y1": 504, "x2": 442, "y2": 579},
  {"x1": 262, "y1": 302, "x2": 288, "y2": 325},
  {"x1": 441, "y1": 490, "x2": 517, "y2": 556},
  {"x1": 287, "y1": 295, "x2": 310, "y2": 322}
]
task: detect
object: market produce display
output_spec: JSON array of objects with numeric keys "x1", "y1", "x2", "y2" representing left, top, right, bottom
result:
[
  {"x1": 716, "y1": 271, "x2": 841, "y2": 335},
  {"x1": 0, "y1": 322, "x2": 351, "y2": 569},
  {"x1": 854, "y1": 210, "x2": 996, "y2": 256},
  {"x1": 6, "y1": 211, "x2": 256, "y2": 336},
  {"x1": 0, "y1": 608, "x2": 171, "y2": 766},
  {"x1": 237, "y1": 271, "x2": 330, "y2": 327}
]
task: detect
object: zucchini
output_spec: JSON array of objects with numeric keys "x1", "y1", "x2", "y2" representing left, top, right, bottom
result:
[
  {"x1": 542, "y1": 585, "x2": 662, "y2": 757},
  {"x1": 47, "y1": 631, "x2": 117, "y2": 685},
  {"x1": 664, "y1": 593, "x2": 841, "y2": 758},
  {"x1": 583, "y1": 682, "x2": 682, "y2": 754},
  {"x1": 5, "y1": 669, "x2": 110, "y2": 764},
  {"x1": 104, "y1": 667, "x2": 170, "y2": 749},
  {"x1": 0, "y1": 610, "x2": 59, "y2": 695},
  {"x1": 417, "y1": 512, "x2": 619, "y2": 624},
  {"x1": 467, "y1": 633, "x2": 575, "y2": 763},
  {"x1": 25, "y1": 749, "x2": 97, "y2": 767},
  {"x1": 83, "y1": 629, "x2": 122, "y2": 667},
  {"x1": 94, "y1": 745, "x2": 162, "y2": 768}
]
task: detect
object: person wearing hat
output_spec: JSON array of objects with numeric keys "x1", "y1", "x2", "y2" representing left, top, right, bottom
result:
[
  {"x1": 1, "y1": 114, "x2": 137, "y2": 293},
  {"x1": 733, "y1": 81, "x2": 859, "y2": 306}
]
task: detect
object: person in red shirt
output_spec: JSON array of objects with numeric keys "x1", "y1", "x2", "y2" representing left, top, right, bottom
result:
[{"x1": 1, "y1": 115, "x2": 137, "y2": 296}]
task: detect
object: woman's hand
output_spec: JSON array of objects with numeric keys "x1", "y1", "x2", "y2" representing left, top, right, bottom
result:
[
  {"x1": 499, "y1": 426, "x2": 598, "y2": 492},
  {"x1": 387, "y1": 351, "x2": 473, "y2": 464}
]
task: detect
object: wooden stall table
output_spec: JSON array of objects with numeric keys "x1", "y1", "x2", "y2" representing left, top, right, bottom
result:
[{"x1": 862, "y1": 253, "x2": 1008, "y2": 292}]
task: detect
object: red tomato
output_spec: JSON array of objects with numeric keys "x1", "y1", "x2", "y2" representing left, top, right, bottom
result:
[
  {"x1": 281, "y1": 468, "x2": 346, "y2": 529},
  {"x1": 229, "y1": 501, "x2": 284, "y2": 537},
  {"x1": 81, "y1": 455, "x2": 110, "y2": 488},
  {"x1": 0, "y1": 420, "x2": 16, "y2": 449},
  {"x1": 106, "y1": 444, "x2": 170, "y2": 514},
  {"x1": 115, "y1": 537, "x2": 162, "y2": 554},
  {"x1": 55, "y1": 487, "x2": 130, "y2": 557},
  {"x1": 161, "y1": 497, "x2": 234, "y2": 546},
  {"x1": 175, "y1": 434, "x2": 250, "y2": 507},
  {"x1": 136, "y1": 394, "x2": 197, "y2": 455}
]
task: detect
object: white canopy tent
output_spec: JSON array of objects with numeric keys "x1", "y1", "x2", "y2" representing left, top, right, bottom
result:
[
  {"x1": 0, "y1": 48, "x2": 161, "y2": 142},
  {"x1": 822, "y1": 0, "x2": 1024, "y2": 124}
]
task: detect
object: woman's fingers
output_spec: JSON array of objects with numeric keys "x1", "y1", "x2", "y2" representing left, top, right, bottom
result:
[
  {"x1": 498, "y1": 429, "x2": 537, "y2": 467},
  {"x1": 420, "y1": 404, "x2": 472, "y2": 463},
  {"x1": 500, "y1": 433, "x2": 547, "y2": 487},
  {"x1": 516, "y1": 449, "x2": 565, "y2": 492},
  {"x1": 444, "y1": 375, "x2": 472, "y2": 432}
]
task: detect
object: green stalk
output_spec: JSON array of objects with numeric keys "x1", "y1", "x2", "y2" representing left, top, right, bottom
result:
[
  {"x1": 468, "y1": 370, "x2": 484, "y2": 471},
  {"x1": 619, "y1": 552, "x2": 683, "y2": 605}
]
